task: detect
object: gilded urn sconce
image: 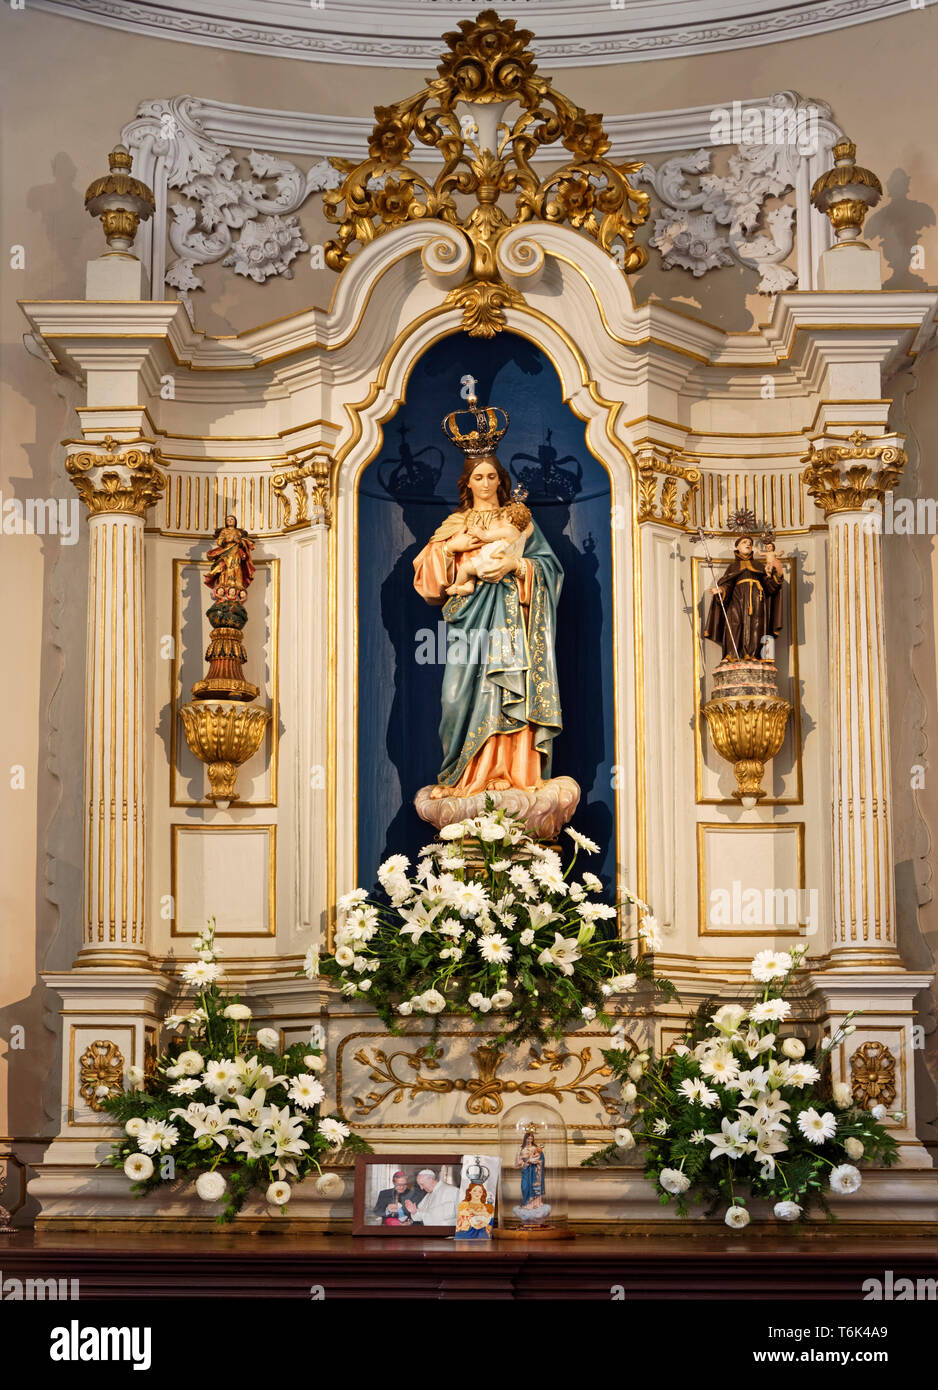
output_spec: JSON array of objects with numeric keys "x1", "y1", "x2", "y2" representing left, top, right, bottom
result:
[
  {"x1": 702, "y1": 665, "x2": 792, "y2": 809},
  {"x1": 179, "y1": 514, "x2": 271, "y2": 808}
]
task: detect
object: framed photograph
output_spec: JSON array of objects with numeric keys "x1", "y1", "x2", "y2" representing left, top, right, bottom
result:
[{"x1": 352, "y1": 1155, "x2": 462, "y2": 1236}]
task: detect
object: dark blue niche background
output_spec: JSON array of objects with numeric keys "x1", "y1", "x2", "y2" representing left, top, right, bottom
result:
[{"x1": 357, "y1": 332, "x2": 617, "y2": 892}]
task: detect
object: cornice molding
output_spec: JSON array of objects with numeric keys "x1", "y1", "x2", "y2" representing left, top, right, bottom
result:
[{"x1": 32, "y1": 0, "x2": 912, "y2": 67}]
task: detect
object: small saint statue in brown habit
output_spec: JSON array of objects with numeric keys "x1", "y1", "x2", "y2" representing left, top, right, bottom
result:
[{"x1": 704, "y1": 533, "x2": 784, "y2": 662}]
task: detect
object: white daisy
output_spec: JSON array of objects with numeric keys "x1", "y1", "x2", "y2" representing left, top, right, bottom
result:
[
  {"x1": 749, "y1": 998, "x2": 791, "y2": 1023},
  {"x1": 566, "y1": 827, "x2": 600, "y2": 854},
  {"x1": 796, "y1": 1107, "x2": 837, "y2": 1143},
  {"x1": 750, "y1": 949, "x2": 793, "y2": 982},
  {"x1": 181, "y1": 959, "x2": 222, "y2": 986},
  {"x1": 319, "y1": 1117, "x2": 351, "y2": 1148},
  {"x1": 479, "y1": 933, "x2": 512, "y2": 964},
  {"x1": 289, "y1": 1075, "x2": 326, "y2": 1110}
]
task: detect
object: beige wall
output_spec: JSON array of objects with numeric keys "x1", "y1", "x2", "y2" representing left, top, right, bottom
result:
[{"x1": 2, "y1": 5, "x2": 937, "y2": 1146}]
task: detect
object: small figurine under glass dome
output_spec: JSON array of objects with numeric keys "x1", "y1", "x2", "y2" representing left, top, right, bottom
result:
[{"x1": 496, "y1": 1101, "x2": 572, "y2": 1238}]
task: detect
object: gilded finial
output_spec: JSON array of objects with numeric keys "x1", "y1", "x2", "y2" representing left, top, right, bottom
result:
[
  {"x1": 85, "y1": 145, "x2": 155, "y2": 254},
  {"x1": 810, "y1": 138, "x2": 882, "y2": 244}
]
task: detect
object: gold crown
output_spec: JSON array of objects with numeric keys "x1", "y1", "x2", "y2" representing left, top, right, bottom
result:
[{"x1": 442, "y1": 386, "x2": 509, "y2": 459}]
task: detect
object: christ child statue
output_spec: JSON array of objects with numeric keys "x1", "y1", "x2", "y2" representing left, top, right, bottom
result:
[{"x1": 444, "y1": 499, "x2": 533, "y2": 597}]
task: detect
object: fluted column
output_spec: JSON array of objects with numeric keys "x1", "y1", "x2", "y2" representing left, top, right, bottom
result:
[
  {"x1": 803, "y1": 430, "x2": 906, "y2": 966},
  {"x1": 66, "y1": 436, "x2": 165, "y2": 965}
]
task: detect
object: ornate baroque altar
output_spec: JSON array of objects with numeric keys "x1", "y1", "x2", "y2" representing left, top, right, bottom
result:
[{"x1": 16, "y1": 9, "x2": 937, "y2": 1226}]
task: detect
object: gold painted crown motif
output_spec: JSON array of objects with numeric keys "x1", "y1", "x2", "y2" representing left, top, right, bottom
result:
[{"x1": 442, "y1": 384, "x2": 509, "y2": 458}]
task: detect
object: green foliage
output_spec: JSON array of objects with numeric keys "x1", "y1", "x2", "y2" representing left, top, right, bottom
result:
[
  {"x1": 314, "y1": 801, "x2": 676, "y2": 1047},
  {"x1": 584, "y1": 945, "x2": 903, "y2": 1225},
  {"x1": 102, "y1": 921, "x2": 370, "y2": 1223}
]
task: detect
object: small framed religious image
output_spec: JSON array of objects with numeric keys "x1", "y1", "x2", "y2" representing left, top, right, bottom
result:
[
  {"x1": 454, "y1": 1153, "x2": 500, "y2": 1241},
  {"x1": 352, "y1": 1155, "x2": 462, "y2": 1236}
]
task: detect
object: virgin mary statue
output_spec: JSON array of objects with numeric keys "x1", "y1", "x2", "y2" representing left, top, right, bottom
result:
[{"x1": 412, "y1": 388, "x2": 563, "y2": 799}]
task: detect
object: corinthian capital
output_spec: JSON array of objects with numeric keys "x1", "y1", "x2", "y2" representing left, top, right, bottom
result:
[
  {"x1": 801, "y1": 430, "x2": 906, "y2": 518},
  {"x1": 65, "y1": 435, "x2": 166, "y2": 517}
]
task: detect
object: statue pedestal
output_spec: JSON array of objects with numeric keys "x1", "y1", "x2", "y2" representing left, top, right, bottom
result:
[{"x1": 414, "y1": 775, "x2": 581, "y2": 841}]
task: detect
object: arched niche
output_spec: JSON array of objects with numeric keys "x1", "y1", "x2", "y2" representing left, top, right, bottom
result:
[{"x1": 355, "y1": 330, "x2": 619, "y2": 888}]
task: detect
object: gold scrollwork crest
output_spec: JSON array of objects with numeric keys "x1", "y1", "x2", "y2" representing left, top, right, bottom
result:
[
  {"x1": 350, "y1": 1040, "x2": 618, "y2": 1117},
  {"x1": 322, "y1": 8, "x2": 649, "y2": 336},
  {"x1": 79, "y1": 1039, "x2": 125, "y2": 1111}
]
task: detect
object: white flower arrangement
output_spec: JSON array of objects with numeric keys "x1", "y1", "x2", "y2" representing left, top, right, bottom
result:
[
  {"x1": 587, "y1": 945, "x2": 901, "y2": 1224},
  {"x1": 103, "y1": 921, "x2": 368, "y2": 1222},
  {"x1": 315, "y1": 803, "x2": 674, "y2": 1046}
]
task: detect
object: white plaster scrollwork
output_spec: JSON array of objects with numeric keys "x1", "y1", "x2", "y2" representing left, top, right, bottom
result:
[
  {"x1": 637, "y1": 93, "x2": 835, "y2": 293},
  {"x1": 123, "y1": 96, "x2": 342, "y2": 292}
]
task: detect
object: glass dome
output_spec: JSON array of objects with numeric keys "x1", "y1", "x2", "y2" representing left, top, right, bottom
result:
[{"x1": 496, "y1": 1101, "x2": 570, "y2": 1238}]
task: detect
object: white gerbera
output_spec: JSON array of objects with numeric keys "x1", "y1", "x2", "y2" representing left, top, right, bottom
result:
[
  {"x1": 774, "y1": 1200, "x2": 802, "y2": 1222},
  {"x1": 378, "y1": 853, "x2": 409, "y2": 877},
  {"x1": 479, "y1": 933, "x2": 512, "y2": 964},
  {"x1": 337, "y1": 888, "x2": 368, "y2": 911},
  {"x1": 319, "y1": 1117, "x2": 351, "y2": 1148},
  {"x1": 582, "y1": 872, "x2": 603, "y2": 892},
  {"x1": 195, "y1": 1171, "x2": 227, "y2": 1202},
  {"x1": 725, "y1": 1205, "x2": 750, "y2": 1229},
  {"x1": 303, "y1": 946, "x2": 320, "y2": 980},
  {"x1": 659, "y1": 1167, "x2": 691, "y2": 1195},
  {"x1": 796, "y1": 1107, "x2": 837, "y2": 1143},
  {"x1": 700, "y1": 1051, "x2": 740, "y2": 1086},
  {"x1": 181, "y1": 959, "x2": 222, "y2": 986},
  {"x1": 638, "y1": 915, "x2": 661, "y2": 950},
  {"x1": 136, "y1": 1120, "x2": 179, "y2": 1155},
  {"x1": 202, "y1": 1059, "x2": 241, "y2": 1095},
  {"x1": 786, "y1": 1062, "x2": 821, "y2": 1089},
  {"x1": 749, "y1": 998, "x2": 791, "y2": 1023},
  {"x1": 679, "y1": 1077, "x2": 719, "y2": 1108},
  {"x1": 123, "y1": 1152, "x2": 154, "y2": 1181},
  {"x1": 829, "y1": 1163, "x2": 862, "y2": 1194},
  {"x1": 289, "y1": 1074, "x2": 326, "y2": 1110},
  {"x1": 750, "y1": 949, "x2": 793, "y2": 982},
  {"x1": 566, "y1": 827, "x2": 600, "y2": 854}
]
